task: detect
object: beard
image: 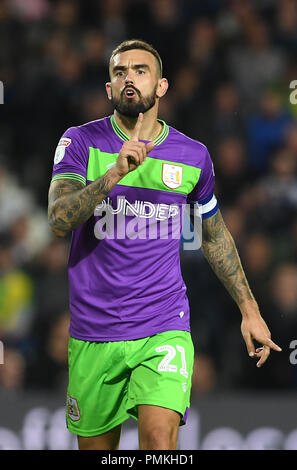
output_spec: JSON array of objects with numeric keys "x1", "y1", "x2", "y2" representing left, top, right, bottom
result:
[{"x1": 111, "y1": 84, "x2": 158, "y2": 118}]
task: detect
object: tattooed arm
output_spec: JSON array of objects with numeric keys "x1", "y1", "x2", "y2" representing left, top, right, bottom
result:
[
  {"x1": 48, "y1": 167, "x2": 122, "y2": 238},
  {"x1": 48, "y1": 113, "x2": 155, "y2": 238},
  {"x1": 201, "y1": 209, "x2": 254, "y2": 307},
  {"x1": 201, "y1": 209, "x2": 282, "y2": 366}
]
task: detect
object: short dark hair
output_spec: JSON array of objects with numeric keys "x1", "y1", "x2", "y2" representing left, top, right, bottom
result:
[{"x1": 109, "y1": 39, "x2": 163, "y2": 77}]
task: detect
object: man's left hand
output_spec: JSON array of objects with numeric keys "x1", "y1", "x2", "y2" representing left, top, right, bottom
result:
[{"x1": 241, "y1": 312, "x2": 282, "y2": 367}]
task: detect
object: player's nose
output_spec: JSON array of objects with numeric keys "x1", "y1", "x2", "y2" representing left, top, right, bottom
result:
[{"x1": 124, "y1": 71, "x2": 134, "y2": 84}]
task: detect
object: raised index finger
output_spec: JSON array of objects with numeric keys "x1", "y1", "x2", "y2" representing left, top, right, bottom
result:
[{"x1": 131, "y1": 113, "x2": 143, "y2": 142}]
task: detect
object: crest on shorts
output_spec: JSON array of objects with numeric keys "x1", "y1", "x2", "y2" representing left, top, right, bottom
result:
[
  {"x1": 66, "y1": 394, "x2": 81, "y2": 421},
  {"x1": 54, "y1": 137, "x2": 72, "y2": 164},
  {"x1": 162, "y1": 163, "x2": 183, "y2": 189}
]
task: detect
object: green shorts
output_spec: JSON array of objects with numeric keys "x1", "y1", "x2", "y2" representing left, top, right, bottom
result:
[{"x1": 66, "y1": 330, "x2": 194, "y2": 437}]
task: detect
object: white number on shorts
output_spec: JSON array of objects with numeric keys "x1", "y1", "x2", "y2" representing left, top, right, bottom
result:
[
  {"x1": 155, "y1": 344, "x2": 188, "y2": 378},
  {"x1": 176, "y1": 345, "x2": 188, "y2": 378},
  {"x1": 155, "y1": 345, "x2": 177, "y2": 373}
]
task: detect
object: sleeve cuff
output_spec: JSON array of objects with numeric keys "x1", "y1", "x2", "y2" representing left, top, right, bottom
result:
[
  {"x1": 199, "y1": 193, "x2": 219, "y2": 219},
  {"x1": 51, "y1": 172, "x2": 86, "y2": 186},
  {"x1": 189, "y1": 193, "x2": 219, "y2": 220}
]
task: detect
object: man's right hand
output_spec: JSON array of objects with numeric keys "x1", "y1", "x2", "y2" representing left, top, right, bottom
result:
[{"x1": 114, "y1": 113, "x2": 155, "y2": 178}]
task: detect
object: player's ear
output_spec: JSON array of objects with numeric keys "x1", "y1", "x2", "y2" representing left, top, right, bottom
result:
[
  {"x1": 156, "y1": 78, "x2": 168, "y2": 98},
  {"x1": 105, "y1": 82, "x2": 112, "y2": 101}
]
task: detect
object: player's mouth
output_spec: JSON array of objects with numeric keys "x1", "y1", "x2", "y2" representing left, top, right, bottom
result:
[{"x1": 123, "y1": 87, "x2": 139, "y2": 99}]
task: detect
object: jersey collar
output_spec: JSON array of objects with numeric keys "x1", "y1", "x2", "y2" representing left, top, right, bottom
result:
[{"x1": 110, "y1": 115, "x2": 169, "y2": 146}]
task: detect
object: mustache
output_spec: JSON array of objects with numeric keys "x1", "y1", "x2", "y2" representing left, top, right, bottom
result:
[{"x1": 121, "y1": 85, "x2": 141, "y2": 97}]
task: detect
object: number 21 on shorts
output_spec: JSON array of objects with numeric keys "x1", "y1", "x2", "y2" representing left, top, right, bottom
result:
[{"x1": 155, "y1": 345, "x2": 188, "y2": 378}]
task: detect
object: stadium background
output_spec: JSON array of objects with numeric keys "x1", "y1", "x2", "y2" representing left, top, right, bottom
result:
[{"x1": 0, "y1": 0, "x2": 297, "y2": 449}]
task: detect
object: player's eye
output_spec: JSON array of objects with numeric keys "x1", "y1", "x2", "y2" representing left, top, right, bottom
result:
[
  {"x1": 116, "y1": 71, "x2": 125, "y2": 77},
  {"x1": 137, "y1": 69, "x2": 145, "y2": 75}
]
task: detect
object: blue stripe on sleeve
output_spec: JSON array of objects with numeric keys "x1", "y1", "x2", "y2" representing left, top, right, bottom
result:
[
  {"x1": 198, "y1": 192, "x2": 213, "y2": 205},
  {"x1": 202, "y1": 204, "x2": 219, "y2": 220}
]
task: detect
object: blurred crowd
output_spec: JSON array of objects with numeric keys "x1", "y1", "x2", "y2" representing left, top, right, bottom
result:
[{"x1": 0, "y1": 0, "x2": 297, "y2": 396}]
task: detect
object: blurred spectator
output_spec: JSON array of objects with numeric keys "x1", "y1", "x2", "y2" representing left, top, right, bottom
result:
[
  {"x1": 0, "y1": 165, "x2": 51, "y2": 260},
  {"x1": 0, "y1": 348, "x2": 26, "y2": 391},
  {"x1": 227, "y1": 0, "x2": 257, "y2": 28},
  {"x1": 29, "y1": 239, "x2": 70, "y2": 317},
  {"x1": 240, "y1": 232, "x2": 273, "y2": 302},
  {"x1": 0, "y1": 165, "x2": 33, "y2": 231},
  {"x1": 191, "y1": 353, "x2": 217, "y2": 395},
  {"x1": 43, "y1": 32, "x2": 73, "y2": 74},
  {"x1": 213, "y1": 137, "x2": 250, "y2": 206},
  {"x1": 140, "y1": 0, "x2": 186, "y2": 79},
  {"x1": 242, "y1": 232, "x2": 273, "y2": 277},
  {"x1": 222, "y1": 205, "x2": 247, "y2": 247},
  {"x1": 290, "y1": 217, "x2": 297, "y2": 261},
  {"x1": 8, "y1": 0, "x2": 50, "y2": 22},
  {"x1": 51, "y1": 0, "x2": 81, "y2": 37},
  {"x1": 169, "y1": 63, "x2": 211, "y2": 142},
  {"x1": 10, "y1": 216, "x2": 31, "y2": 266},
  {"x1": 212, "y1": 82, "x2": 244, "y2": 140},
  {"x1": 275, "y1": 0, "x2": 297, "y2": 53},
  {"x1": 10, "y1": 213, "x2": 51, "y2": 266},
  {"x1": 100, "y1": 0, "x2": 128, "y2": 57},
  {"x1": 260, "y1": 148, "x2": 297, "y2": 206},
  {"x1": 240, "y1": 147, "x2": 297, "y2": 235},
  {"x1": 81, "y1": 90, "x2": 113, "y2": 122},
  {"x1": 0, "y1": 233, "x2": 35, "y2": 345},
  {"x1": 216, "y1": 0, "x2": 254, "y2": 41},
  {"x1": 158, "y1": 94, "x2": 178, "y2": 127},
  {"x1": 228, "y1": 16, "x2": 286, "y2": 106},
  {"x1": 188, "y1": 17, "x2": 226, "y2": 93},
  {"x1": 188, "y1": 17, "x2": 217, "y2": 67},
  {"x1": 25, "y1": 311, "x2": 70, "y2": 391},
  {"x1": 245, "y1": 89, "x2": 293, "y2": 174},
  {"x1": 0, "y1": 0, "x2": 24, "y2": 67},
  {"x1": 81, "y1": 30, "x2": 107, "y2": 88},
  {"x1": 285, "y1": 123, "x2": 297, "y2": 153}
]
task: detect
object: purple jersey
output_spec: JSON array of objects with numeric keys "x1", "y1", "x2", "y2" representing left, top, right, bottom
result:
[{"x1": 51, "y1": 116, "x2": 218, "y2": 341}]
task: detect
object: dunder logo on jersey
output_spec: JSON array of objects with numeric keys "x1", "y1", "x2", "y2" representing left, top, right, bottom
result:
[
  {"x1": 66, "y1": 394, "x2": 80, "y2": 421},
  {"x1": 54, "y1": 137, "x2": 72, "y2": 164},
  {"x1": 162, "y1": 163, "x2": 183, "y2": 189}
]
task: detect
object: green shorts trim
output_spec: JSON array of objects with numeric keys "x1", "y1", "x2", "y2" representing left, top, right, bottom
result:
[{"x1": 66, "y1": 330, "x2": 194, "y2": 437}]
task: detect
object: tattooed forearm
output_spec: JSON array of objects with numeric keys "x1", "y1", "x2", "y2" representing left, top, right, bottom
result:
[
  {"x1": 48, "y1": 168, "x2": 122, "y2": 237},
  {"x1": 201, "y1": 210, "x2": 255, "y2": 307}
]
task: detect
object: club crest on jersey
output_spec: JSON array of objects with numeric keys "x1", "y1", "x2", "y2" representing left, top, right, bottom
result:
[
  {"x1": 162, "y1": 163, "x2": 183, "y2": 189},
  {"x1": 66, "y1": 394, "x2": 80, "y2": 421},
  {"x1": 54, "y1": 137, "x2": 71, "y2": 164}
]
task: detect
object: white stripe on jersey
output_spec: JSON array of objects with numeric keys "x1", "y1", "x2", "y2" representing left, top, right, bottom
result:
[{"x1": 200, "y1": 194, "x2": 217, "y2": 215}]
